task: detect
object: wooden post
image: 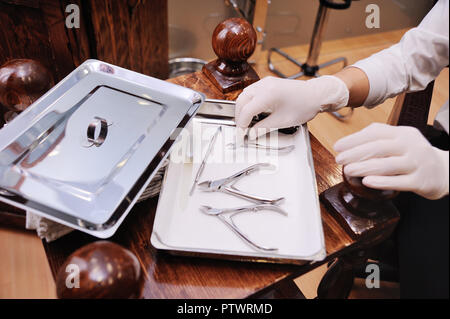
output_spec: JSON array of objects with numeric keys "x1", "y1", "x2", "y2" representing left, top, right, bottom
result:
[{"x1": 202, "y1": 18, "x2": 260, "y2": 93}]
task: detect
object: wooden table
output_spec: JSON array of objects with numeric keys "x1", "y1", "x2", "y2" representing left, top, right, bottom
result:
[{"x1": 41, "y1": 71, "x2": 397, "y2": 299}]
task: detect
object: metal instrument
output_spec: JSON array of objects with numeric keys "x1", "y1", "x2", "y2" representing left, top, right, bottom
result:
[
  {"x1": 199, "y1": 99, "x2": 300, "y2": 135},
  {"x1": 200, "y1": 203, "x2": 288, "y2": 252},
  {"x1": 198, "y1": 163, "x2": 284, "y2": 204},
  {"x1": 204, "y1": 98, "x2": 237, "y2": 105},
  {"x1": 226, "y1": 138, "x2": 295, "y2": 153},
  {"x1": 189, "y1": 126, "x2": 222, "y2": 196}
]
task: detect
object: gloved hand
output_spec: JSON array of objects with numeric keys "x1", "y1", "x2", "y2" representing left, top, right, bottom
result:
[
  {"x1": 334, "y1": 123, "x2": 449, "y2": 200},
  {"x1": 235, "y1": 75, "x2": 349, "y2": 139}
]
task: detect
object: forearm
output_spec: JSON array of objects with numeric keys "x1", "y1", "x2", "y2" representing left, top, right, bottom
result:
[
  {"x1": 343, "y1": 1, "x2": 448, "y2": 108},
  {"x1": 334, "y1": 67, "x2": 369, "y2": 108}
]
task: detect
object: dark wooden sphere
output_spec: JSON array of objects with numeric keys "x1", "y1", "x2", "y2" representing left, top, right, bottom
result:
[
  {"x1": 0, "y1": 59, "x2": 53, "y2": 112},
  {"x1": 212, "y1": 17, "x2": 257, "y2": 62},
  {"x1": 343, "y1": 167, "x2": 398, "y2": 201},
  {"x1": 56, "y1": 241, "x2": 142, "y2": 299}
]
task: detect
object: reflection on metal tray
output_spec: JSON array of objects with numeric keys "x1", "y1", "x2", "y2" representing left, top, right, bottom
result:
[
  {"x1": 197, "y1": 99, "x2": 299, "y2": 135},
  {"x1": 0, "y1": 60, "x2": 204, "y2": 238},
  {"x1": 151, "y1": 117, "x2": 326, "y2": 265}
]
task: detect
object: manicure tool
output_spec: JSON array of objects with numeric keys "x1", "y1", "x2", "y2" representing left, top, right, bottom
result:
[
  {"x1": 200, "y1": 204, "x2": 288, "y2": 252},
  {"x1": 202, "y1": 99, "x2": 299, "y2": 135},
  {"x1": 197, "y1": 163, "x2": 284, "y2": 204},
  {"x1": 226, "y1": 137, "x2": 295, "y2": 154},
  {"x1": 189, "y1": 126, "x2": 222, "y2": 196},
  {"x1": 204, "y1": 98, "x2": 237, "y2": 105}
]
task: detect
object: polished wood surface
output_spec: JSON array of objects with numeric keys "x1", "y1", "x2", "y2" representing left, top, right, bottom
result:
[
  {"x1": 0, "y1": 202, "x2": 26, "y2": 230},
  {"x1": 203, "y1": 18, "x2": 259, "y2": 93},
  {"x1": 320, "y1": 182, "x2": 400, "y2": 239},
  {"x1": 88, "y1": 0, "x2": 169, "y2": 79},
  {"x1": 0, "y1": 1, "x2": 63, "y2": 79},
  {"x1": 344, "y1": 172, "x2": 398, "y2": 202},
  {"x1": 389, "y1": 81, "x2": 435, "y2": 135},
  {"x1": 0, "y1": 0, "x2": 168, "y2": 81},
  {"x1": 326, "y1": 169, "x2": 400, "y2": 238},
  {"x1": 56, "y1": 241, "x2": 142, "y2": 299}
]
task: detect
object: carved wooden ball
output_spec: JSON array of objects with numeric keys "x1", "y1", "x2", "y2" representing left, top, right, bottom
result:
[
  {"x1": 343, "y1": 167, "x2": 398, "y2": 201},
  {"x1": 56, "y1": 241, "x2": 142, "y2": 299},
  {"x1": 0, "y1": 59, "x2": 53, "y2": 112},
  {"x1": 212, "y1": 17, "x2": 257, "y2": 62}
]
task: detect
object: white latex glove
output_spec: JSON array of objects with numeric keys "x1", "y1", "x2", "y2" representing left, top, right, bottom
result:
[
  {"x1": 334, "y1": 123, "x2": 449, "y2": 200},
  {"x1": 235, "y1": 75, "x2": 349, "y2": 139}
]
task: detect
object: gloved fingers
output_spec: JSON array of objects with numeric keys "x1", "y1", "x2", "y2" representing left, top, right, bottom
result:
[
  {"x1": 235, "y1": 89, "x2": 255, "y2": 122},
  {"x1": 247, "y1": 127, "x2": 278, "y2": 140},
  {"x1": 334, "y1": 123, "x2": 397, "y2": 153},
  {"x1": 344, "y1": 156, "x2": 412, "y2": 177},
  {"x1": 362, "y1": 174, "x2": 415, "y2": 193},
  {"x1": 235, "y1": 126, "x2": 248, "y2": 146},
  {"x1": 235, "y1": 95, "x2": 272, "y2": 128},
  {"x1": 247, "y1": 112, "x2": 285, "y2": 140},
  {"x1": 335, "y1": 140, "x2": 403, "y2": 165},
  {"x1": 249, "y1": 76, "x2": 277, "y2": 90}
]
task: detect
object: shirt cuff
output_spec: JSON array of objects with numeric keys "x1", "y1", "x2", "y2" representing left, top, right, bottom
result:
[{"x1": 351, "y1": 58, "x2": 388, "y2": 108}]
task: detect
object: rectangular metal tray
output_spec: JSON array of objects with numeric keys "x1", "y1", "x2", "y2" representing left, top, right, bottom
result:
[
  {"x1": 0, "y1": 60, "x2": 204, "y2": 238},
  {"x1": 151, "y1": 118, "x2": 326, "y2": 265}
]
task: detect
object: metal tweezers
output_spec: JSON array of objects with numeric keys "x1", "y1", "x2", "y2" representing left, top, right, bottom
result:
[
  {"x1": 200, "y1": 204, "x2": 288, "y2": 252},
  {"x1": 226, "y1": 138, "x2": 295, "y2": 154},
  {"x1": 197, "y1": 163, "x2": 284, "y2": 205}
]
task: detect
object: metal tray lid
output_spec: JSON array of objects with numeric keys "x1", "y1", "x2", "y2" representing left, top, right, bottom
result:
[{"x1": 0, "y1": 60, "x2": 204, "y2": 238}]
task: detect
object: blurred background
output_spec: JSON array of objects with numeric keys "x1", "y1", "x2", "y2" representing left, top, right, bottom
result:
[{"x1": 168, "y1": 0, "x2": 435, "y2": 61}]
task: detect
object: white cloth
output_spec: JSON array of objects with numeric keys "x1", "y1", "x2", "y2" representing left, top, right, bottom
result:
[
  {"x1": 352, "y1": 0, "x2": 449, "y2": 133},
  {"x1": 26, "y1": 213, "x2": 74, "y2": 243}
]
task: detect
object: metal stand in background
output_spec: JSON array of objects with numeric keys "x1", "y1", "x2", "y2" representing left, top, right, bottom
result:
[{"x1": 268, "y1": 0, "x2": 354, "y2": 121}]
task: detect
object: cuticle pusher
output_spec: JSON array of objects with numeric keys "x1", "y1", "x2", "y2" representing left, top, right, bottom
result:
[{"x1": 189, "y1": 126, "x2": 222, "y2": 196}]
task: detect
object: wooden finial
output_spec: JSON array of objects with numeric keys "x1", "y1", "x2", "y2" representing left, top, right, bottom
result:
[
  {"x1": 320, "y1": 167, "x2": 400, "y2": 239},
  {"x1": 343, "y1": 172, "x2": 398, "y2": 203},
  {"x1": 0, "y1": 59, "x2": 53, "y2": 112},
  {"x1": 202, "y1": 17, "x2": 260, "y2": 93},
  {"x1": 56, "y1": 241, "x2": 142, "y2": 299}
]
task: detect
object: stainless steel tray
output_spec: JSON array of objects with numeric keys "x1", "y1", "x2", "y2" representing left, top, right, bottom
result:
[
  {"x1": 0, "y1": 60, "x2": 204, "y2": 238},
  {"x1": 151, "y1": 118, "x2": 326, "y2": 265}
]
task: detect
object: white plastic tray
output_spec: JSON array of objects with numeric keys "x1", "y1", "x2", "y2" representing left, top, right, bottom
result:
[{"x1": 151, "y1": 118, "x2": 326, "y2": 264}]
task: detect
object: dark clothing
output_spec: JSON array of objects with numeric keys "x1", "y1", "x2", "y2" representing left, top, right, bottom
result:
[
  {"x1": 395, "y1": 129, "x2": 449, "y2": 298},
  {"x1": 396, "y1": 192, "x2": 449, "y2": 298}
]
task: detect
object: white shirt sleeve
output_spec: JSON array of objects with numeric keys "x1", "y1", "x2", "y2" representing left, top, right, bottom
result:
[{"x1": 352, "y1": 0, "x2": 449, "y2": 107}]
